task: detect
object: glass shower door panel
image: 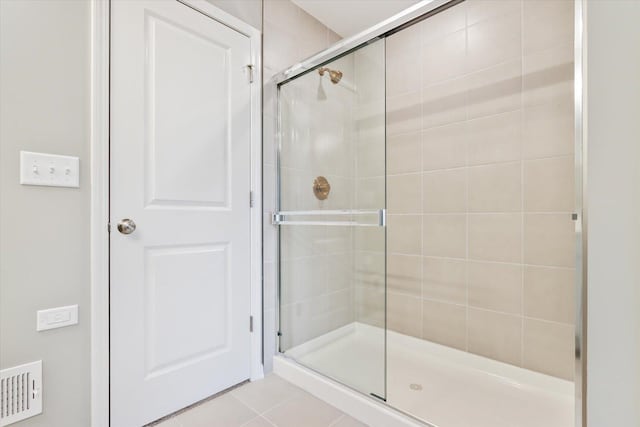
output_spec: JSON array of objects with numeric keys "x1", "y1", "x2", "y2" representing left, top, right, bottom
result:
[{"x1": 277, "y1": 39, "x2": 386, "y2": 400}]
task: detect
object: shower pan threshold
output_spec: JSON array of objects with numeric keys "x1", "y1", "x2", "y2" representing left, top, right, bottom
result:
[{"x1": 275, "y1": 322, "x2": 574, "y2": 427}]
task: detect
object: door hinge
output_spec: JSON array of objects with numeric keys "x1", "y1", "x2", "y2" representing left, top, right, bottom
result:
[
  {"x1": 249, "y1": 315, "x2": 254, "y2": 332},
  {"x1": 246, "y1": 64, "x2": 255, "y2": 83},
  {"x1": 250, "y1": 191, "x2": 255, "y2": 207},
  {"x1": 107, "y1": 222, "x2": 111, "y2": 233}
]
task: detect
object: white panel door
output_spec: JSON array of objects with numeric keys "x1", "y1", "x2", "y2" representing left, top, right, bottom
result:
[{"x1": 110, "y1": 1, "x2": 252, "y2": 425}]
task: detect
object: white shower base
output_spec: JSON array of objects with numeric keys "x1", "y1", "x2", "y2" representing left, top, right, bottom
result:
[{"x1": 276, "y1": 322, "x2": 574, "y2": 427}]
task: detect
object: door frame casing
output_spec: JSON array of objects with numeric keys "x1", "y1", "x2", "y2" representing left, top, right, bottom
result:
[{"x1": 90, "y1": 1, "x2": 263, "y2": 425}]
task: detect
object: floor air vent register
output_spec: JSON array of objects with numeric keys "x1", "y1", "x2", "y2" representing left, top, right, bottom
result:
[{"x1": 0, "y1": 361, "x2": 42, "y2": 426}]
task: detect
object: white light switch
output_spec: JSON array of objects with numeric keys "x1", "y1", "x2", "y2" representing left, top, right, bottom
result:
[
  {"x1": 20, "y1": 151, "x2": 79, "y2": 188},
  {"x1": 37, "y1": 305, "x2": 78, "y2": 331}
]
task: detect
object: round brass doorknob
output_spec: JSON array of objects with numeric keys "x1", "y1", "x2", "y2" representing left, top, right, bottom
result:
[{"x1": 117, "y1": 218, "x2": 136, "y2": 235}]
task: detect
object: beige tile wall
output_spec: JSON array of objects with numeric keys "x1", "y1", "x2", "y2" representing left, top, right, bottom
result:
[{"x1": 385, "y1": 0, "x2": 576, "y2": 380}]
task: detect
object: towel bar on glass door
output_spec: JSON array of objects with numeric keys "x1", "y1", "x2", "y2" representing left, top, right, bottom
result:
[{"x1": 271, "y1": 209, "x2": 386, "y2": 227}]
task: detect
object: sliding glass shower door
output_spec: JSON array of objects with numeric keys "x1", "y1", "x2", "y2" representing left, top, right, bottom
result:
[{"x1": 275, "y1": 39, "x2": 387, "y2": 399}]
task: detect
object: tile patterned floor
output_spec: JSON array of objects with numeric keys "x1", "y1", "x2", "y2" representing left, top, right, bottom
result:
[{"x1": 154, "y1": 374, "x2": 368, "y2": 427}]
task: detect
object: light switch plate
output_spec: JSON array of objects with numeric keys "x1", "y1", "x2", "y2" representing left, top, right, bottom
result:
[
  {"x1": 20, "y1": 151, "x2": 79, "y2": 188},
  {"x1": 36, "y1": 305, "x2": 78, "y2": 331}
]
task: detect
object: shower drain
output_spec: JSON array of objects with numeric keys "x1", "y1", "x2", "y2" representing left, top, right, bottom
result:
[{"x1": 409, "y1": 383, "x2": 423, "y2": 391}]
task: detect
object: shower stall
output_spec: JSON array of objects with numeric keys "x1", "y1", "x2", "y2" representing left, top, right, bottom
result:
[{"x1": 269, "y1": 1, "x2": 583, "y2": 426}]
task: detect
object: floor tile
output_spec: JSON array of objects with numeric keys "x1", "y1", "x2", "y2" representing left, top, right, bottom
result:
[
  {"x1": 231, "y1": 374, "x2": 304, "y2": 414},
  {"x1": 263, "y1": 392, "x2": 344, "y2": 427},
  {"x1": 171, "y1": 394, "x2": 258, "y2": 427}
]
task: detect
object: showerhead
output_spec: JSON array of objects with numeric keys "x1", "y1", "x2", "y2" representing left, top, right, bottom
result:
[{"x1": 318, "y1": 67, "x2": 343, "y2": 84}]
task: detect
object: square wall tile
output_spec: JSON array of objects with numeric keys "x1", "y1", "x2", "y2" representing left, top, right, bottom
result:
[
  {"x1": 422, "y1": 299, "x2": 467, "y2": 350},
  {"x1": 323, "y1": 226, "x2": 354, "y2": 254},
  {"x1": 387, "y1": 214, "x2": 422, "y2": 255},
  {"x1": 423, "y1": 29, "x2": 466, "y2": 86},
  {"x1": 468, "y1": 162, "x2": 522, "y2": 212},
  {"x1": 355, "y1": 224, "x2": 385, "y2": 252},
  {"x1": 355, "y1": 177, "x2": 385, "y2": 210},
  {"x1": 354, "y1": 283, "x2": 385, "y2": 328},
  {"x1": 387, "y1": 47, "x2": 422, "y2": 97},
  {"x1": 523, "y1": 99, "x2": 574, "y2": 159},
  {"x1": 423, "y1": 169, "x2": 467, "y2": 213},
  {"x1": 423, "y1": 77, "x2": 467, "y2": 129},
  {"x1": 524, "y1": 213, "x2": 575, "y2": 267},
  {"x1": 388, "y1": 254, "x2": 422, "y2": 297},
  {"x1": 523, "y1": 319, "x2": 575, "y2": 380},
  {"x1": 423, "y1": 123, "x2": 467, "y2": 171},
  {"x1": 423, "y1": 214, "x2": 466, "y2": 258},
  {"x1": 280, "y1": 257, "x2": 326, "y2": 305},
  {"x1": 423, "y1": 257, "x2": 467, "y2": 305},
  {"x1": 467, "y1": 11, "x2": 521, "y2": 73},
  {"x1": 466, "y1": 110, "x2": 522, "y2": 166},
  {"x1": 387, "y1": 92, "x2": 422, "y2": 135},
  {"x1": 354, "y1": 251, "x2": 385, "y2": 289},
  {"x1": 388, "y1": 173, "x2": 422, "y2": 214},
  {"x1": 388, "y1": 293, "x2": 422, "y2": 338},
  {"x1": 467, "y1": 59, "x2": 522, "y2": 120},
  {"x1": 524, "y1": 156, "x2": 575, "y2": 212},
  {"x1": 468, "y1": 308, "x2": 522, "y2": 366},
  {"x1": 523, "y1": 44, "x2": 574, "y2": 107},
  {"x1": 523, "y1": 0, "x2": 574, "y2": 55},
  {"x1": 524, "y1": 266, "x2": 575, "y2": 324},
  {"x1": 388, "y1": 131, "x2": 422, "y2": 174},
  {"x1": 356, "y1": 136, "x2": 385, "y2": 179},
  {"x1": 468, "y1": 261, "x2": 522, "y2": 314},
  {"x1": 466, "y1": 0, "x2": 522, "y2": 26},
  {"x1": 468, "y1": 213, "x2": 522, "y2": 263},
  {"x1": 280, "y1": 225, "x2": 325, "y2": 260},
  {"x1": 326, "y1": 254, "x2": 354, "y2": 293}
]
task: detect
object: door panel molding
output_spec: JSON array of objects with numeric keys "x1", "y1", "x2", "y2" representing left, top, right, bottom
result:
[{"x1": 90, "y1": 1, "x2": 262, "y2": 425}]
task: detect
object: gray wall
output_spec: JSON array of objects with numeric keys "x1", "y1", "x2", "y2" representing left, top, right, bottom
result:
[
  {"x1": 586, "y1": 1, "x2": 640, "y2": 425},
  {"x1": 0, "y1": 1, "x2": 91, "y2": 426}
]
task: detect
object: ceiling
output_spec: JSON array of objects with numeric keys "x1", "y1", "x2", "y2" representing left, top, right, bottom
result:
[{"x1": 290, "y1": 0, "x2": 421, "y2": 38}]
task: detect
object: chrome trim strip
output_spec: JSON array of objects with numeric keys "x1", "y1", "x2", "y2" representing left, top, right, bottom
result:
[{"x1": 574, "y1": 0, "x2": 587, "y2": 425}]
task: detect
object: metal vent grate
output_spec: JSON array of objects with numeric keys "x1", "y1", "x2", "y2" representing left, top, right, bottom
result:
[{"x1": 0, "y1": 361, "x2": 42, "y2": 426}]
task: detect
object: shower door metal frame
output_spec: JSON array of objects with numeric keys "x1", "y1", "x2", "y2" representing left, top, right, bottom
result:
[{"x1": 268, "y1": 0, "x2": 587, "y2": 425}]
